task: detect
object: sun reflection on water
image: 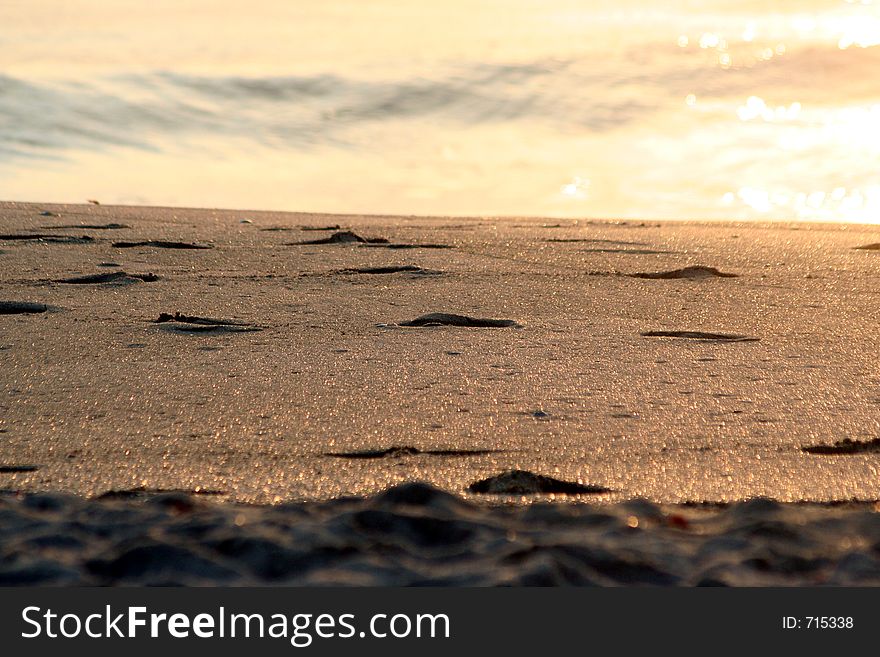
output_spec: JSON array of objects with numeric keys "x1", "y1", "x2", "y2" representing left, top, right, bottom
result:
[
  {"x1": 726, "y1": 185, "x2": 880, "y2": 221},
  {"x1": 1, "y1": 0, "x2": 879, "y2": 222},
  {"x1": 561, "y1": 176, "x2": 590, "y2": 200},
  {"x1": 737, "y1": 97, "x2": 802, "y2": 122}
]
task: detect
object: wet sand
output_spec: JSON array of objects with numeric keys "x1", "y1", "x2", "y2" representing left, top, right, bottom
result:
[{"x1": 1, "y1": 201, "x2": 880, "y2": 506}]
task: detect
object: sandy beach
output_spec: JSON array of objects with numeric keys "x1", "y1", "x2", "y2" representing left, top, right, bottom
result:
[
  {"x1": 3, "y1": 200, "x2": 880, "y2": 503},
  {"x1": 3, "y1": 486, "x2": 880, "y2": 586},
  {"x1": 2, "y1": 200, "x2": 880, "y2": 585}
]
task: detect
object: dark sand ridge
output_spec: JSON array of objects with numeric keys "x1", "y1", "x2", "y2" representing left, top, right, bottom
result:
[
  {"x1": 56, "y1": 271, "x2": 159, "y2": 284},
  {"x1": 396, "y1": 313, "x2": 521, "y2": 328},
  {"x1": 628, "y1": 265, "x2": 738, "y2": 279},
  {"x1": 0, "y1": 201, "x2": 879, "y2": 505},
  {"x1": 113, "y1": 240, "x2": 212, "y2": 249},
  {"x1": 583, "y1": 248, "x2": 672, "y2": 254},
  {"x1": 1, "y1": 233, "x2": 95, "y2": 244},
  {"x1": 338, "y1": 265, "x2": 440, "y2": 275},
  {"x1": 260, "y1": 224, "x2": 341, "y2": 232},
  {"x1": 289, "y1": 230, "x2": 452, "y2": 249},
  {"x1": 802, "y1": 437, "x2": 880, "y2": 455},
  {"x1": 640, "y1": 330, "x2": 759, "y2": 342},
  {"x1": 42, "y1": 223, "x2": 130, "y2": 230},
  {"x1": 153, "y1": 312, "x2": 264, "y2": 334},
  {"x1": 0, "y1": 301, "x2": 51, "y2": 314}
]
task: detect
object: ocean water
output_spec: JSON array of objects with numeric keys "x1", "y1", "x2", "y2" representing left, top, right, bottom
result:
[{"x1": 2, "y1": 0, "x2": 879, "y2": 221}]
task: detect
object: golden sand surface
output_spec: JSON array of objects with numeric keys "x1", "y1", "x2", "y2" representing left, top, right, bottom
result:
[{"x1": 2, "y1": 201, "x2": 879, "y2": 503}]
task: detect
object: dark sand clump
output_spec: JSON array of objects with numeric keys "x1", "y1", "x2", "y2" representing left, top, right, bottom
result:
[
  {"x1": 0, "y1": 234, "x2": 94, "y2": 244},
  {"x1": 468, "y1": 470, "x2": 611, "y2": 495},
  {"x1": 300, "y1": 225, "x2": 342, "y2": 231},
  {"x1": 629, "y1": 266, "x2": 738, "y2": 280},
  {"x1": 261, "y1": 225, "x2": 340, "y2": 232},
  {"x1": 398, "y1": 313, "x2": 520, "y2": 328},
  {"x1": 802, "y1": 438, "x2": 880, "y2": 455},
  {"x1": 0, "y1": 301, "x2": 50, "y2": 314},
  {"x1": 364, "y1": 243, "x2": 452, "y2": 250},
  {"x1": 291, "y1": 231, "x2": 452, "y2": 249},
  {"x1": 96, "y1": 487, "x2": 226, "y2": 500},
  {"x1": 548, "y1": 238, "x2": 646, "y2": 246},
  {"x1": 113, "y1": 240, "x2": 212, "y2": 249},
  {"x1": 325, "y1": 446, "x2": 501, "y2": 459},
  {"x1": 44, "y1": 223, "x2": 129, "y2": 230},
  {"x1": 292, "y1": 231, "x2": 388, "y2": 245},
  {"x1": 641, "y1": 330, "x2": 758, "y2": 342},
  {"x1": 584, "y1": 248, "x2": 671, "y2": 255},
  {"x1": 340, "y1": 265, "x2": 439, "y2": 275},
  {"x1": 154, "y1": 312, "x2": 262, "y2": 333},
  {"x1": 57, "y1": 271, "x2": 159, "y2": 284}
]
